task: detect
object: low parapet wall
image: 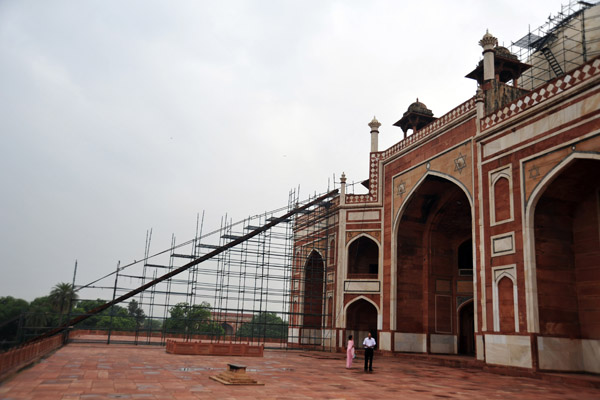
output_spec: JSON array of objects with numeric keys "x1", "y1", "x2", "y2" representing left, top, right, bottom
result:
[
  {"x1": 70, "y1": 329, "x2": 286, "y2": 344},
  {"x1": 70, "y1": 329, "x2": 210, "y2": 341},
  {"x1": 166, "y1": 340, "x2": 264, "y2": 357},
  {"x1": 0, "y1": 335, "x2": 63, "y2": 382}
]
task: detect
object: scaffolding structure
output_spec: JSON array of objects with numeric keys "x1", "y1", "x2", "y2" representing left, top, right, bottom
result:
[
  {"x1": 510, "y1": 0, "x2": 600, "y2": 90},
  {"x1": 9, "y1": 188, "x2": 340, "y2": 352}
]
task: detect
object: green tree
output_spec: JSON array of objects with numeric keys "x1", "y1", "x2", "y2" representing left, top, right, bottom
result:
[
  {"x1": 72, "y1": 299, "x2": 108, "y2": 329},
  {"x1": 127, "y1": 300, "x2": 146, "y2": 328},
  {"x1": 49, "y1": 282, "x2": 78, "y2": 325},
  {"x1": 0, "y1": 296, "x2": 29, "y2": 343},
  {"x1": 25, "y1": 296, "x2": 57, "y2": 335},
  {"x1": 236, "y1": 312, "x2": 288, "y2": 339},
  {"x1": 164, "y1": 302, "x2": 224, "y2": 337},
  {"x1": 96, "y1": 305, "x2": 136, "y2": 331},
  {"x1": 72, "y1": 300, "x2": 142, "y2": 332},
  {"x1": 147, "y1": 318, "x2": 163, "y2": 330}
]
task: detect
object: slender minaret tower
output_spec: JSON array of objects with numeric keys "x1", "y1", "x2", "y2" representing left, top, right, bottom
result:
[
  {"x1": 368, "y1": 116, "x2": 381, "y2": 152},
  {"x1": 480, "y1": 30, "x2": 498, "y2": 81},
  {"x1": 340, "y1": 172, "x2": 346, "y2": 206}
]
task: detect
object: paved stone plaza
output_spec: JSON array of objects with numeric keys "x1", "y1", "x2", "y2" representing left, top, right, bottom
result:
[{"x1": 1, "y1": 343, "x2": 599, "y2": 399}]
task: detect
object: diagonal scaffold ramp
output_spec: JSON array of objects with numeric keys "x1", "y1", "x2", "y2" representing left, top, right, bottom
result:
[{"x1": 30, "y1": 189, "x2": 338, "y2": 344}]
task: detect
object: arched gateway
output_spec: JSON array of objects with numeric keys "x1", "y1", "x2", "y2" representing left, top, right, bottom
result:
[
  {"x1": 300, "y1": 250, "x2": 325, "y2": 345},
  {"x1": 287, "y1": 13, "x2": 600, "y2": 374},
  {"x1": 529, "y1": 158, "x2": 600, "y2": 370},
  {"x1": 346, "y1": 298, "x2": 378, "y2": 348},
  {"x1": 395, "y1": 175, "x2": 474, "y2": 354}
]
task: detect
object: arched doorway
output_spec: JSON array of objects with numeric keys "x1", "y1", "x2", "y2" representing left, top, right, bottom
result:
[
  {"x1": 346, "y1": 298, "x2": 378, "y2": 349},
  {"x1": 301, "y1": 250, "x2": 324, "y2": 344},
  {"x1": 347, "y1": 236, "x2": 379, "y2": 278},
  {"x1": 221, "y1": 323, "x2": 234, "y2": 336},
  {"x1": 396, "y1": 175, "x2": 473, "y2": 354},
  {"x1": 534, "y1": 159, "x2": 600, "y2": 341},
  {"x1": 457, "y1": 239, "x2": 475, "y2": 355},
  {"x1": 458, "y1": 300, "x2": 475, "y2": 355}
]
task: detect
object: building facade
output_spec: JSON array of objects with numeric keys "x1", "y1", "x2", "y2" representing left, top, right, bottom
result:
[{"x1": 290, "y1": 2, "x2": 600, "y2": 374}]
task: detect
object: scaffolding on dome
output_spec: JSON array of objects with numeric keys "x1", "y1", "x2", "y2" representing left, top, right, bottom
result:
[
  {"x1": 6, "y1": 188, "x2": 340, "y2": 352},
  {"x1": 509, "y1": 0, "x2": 600, "y2": 90}
]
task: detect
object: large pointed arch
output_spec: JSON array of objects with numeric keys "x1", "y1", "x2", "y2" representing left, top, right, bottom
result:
[
  {"x1": 393, "y1": 170, "x2": 474, "y2": 230},
  {"x1": 390, "y1": 171, "x2": 475, "y2": 331},
  {"x1": 391, "y1": 171, "x2": 475, "y2": 354},
  {"x1": 301, "y1": 249, "x2": 325, "y2": 329},
  {"x1": 523, "y1": 152, "x2": 600, "y2": 334}
]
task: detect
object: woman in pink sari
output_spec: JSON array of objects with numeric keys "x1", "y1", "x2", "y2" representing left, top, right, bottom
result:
[{"x1": 346, "y1": 335, "x2": 355, "y2": 369}]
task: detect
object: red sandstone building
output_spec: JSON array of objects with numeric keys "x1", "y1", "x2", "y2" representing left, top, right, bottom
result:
[{"x1": 290, "y1": 2, "x2": 600, "y2": 374}]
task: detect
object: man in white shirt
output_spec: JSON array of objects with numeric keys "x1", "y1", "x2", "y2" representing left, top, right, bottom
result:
[{"x1": 362, "y1": 331, "x2": 376, "y2": 372}]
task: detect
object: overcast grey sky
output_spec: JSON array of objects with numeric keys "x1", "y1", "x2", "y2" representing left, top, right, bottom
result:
[{"x1": 0, "y1": 0, "x2": 569, "y2": 301}]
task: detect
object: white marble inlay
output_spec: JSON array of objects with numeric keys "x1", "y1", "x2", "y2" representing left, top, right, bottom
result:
[
  {"x1": 483, "y1": 98, "x2": 590, "y2": 157},
  {"x1": 347, "y1": 210, "x2": 380, "y2": 221},
  {"x1": 430, "y1": 334, "x2": 456, "y2": 354},
  {"x1": 379, "y1": 332, "x2": 391, "y2": 351},
  {"x1": 538, "y1": 337, "x2": 600, "y2": 373},
  {"x1": 394, "y1": 333, "x2": 426, "y2": 353},
  {"x1": 538, "y1": 336, "x2": 582, "y2": 371},
  {"x1": 288, "y1": 327, "x2": 299, "y2": 343},
  {"x1": 485, "y1": 334, "x2": 532, "y2": 368},
  {"x1": 582, "y1": 339, "x2": 600, "y2": 374},
  {"x1": 491, "y1": 233, "x2": 514, "y2": 255},
  {"x1": 344, "y1": 280, "x2": 380, "y2": 293},
  {"x1": 476, "y1": 335, "x2": 485, "y2": 360}
]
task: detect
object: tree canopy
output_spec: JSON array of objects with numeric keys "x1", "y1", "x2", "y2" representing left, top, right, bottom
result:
[
  {"x1": 72, "y1": 299, "x2": 149, "y2": 332},
  {"x1": 0, "y1": 296, "x2": 29, "y2": 344},
  {"x1": 49, "y1": 282, "x2": 78, "y2": 325},
  {"x1": 164, "y1": 302, "x2": 224, "y2": 337},
  {"x1": 0, "y1": 284, "x2": 160, "y2": 348},
  {"x1": 127, "y1": 300, "x2": 146, "y2": 328},
  {"x1": 236, "y1": 312, "x2": 288, "y2": 339}
]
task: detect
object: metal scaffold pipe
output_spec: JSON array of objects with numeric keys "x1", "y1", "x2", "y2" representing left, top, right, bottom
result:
[{"x1": 28, "y1": 189, "x2": 338, "y2": 344}]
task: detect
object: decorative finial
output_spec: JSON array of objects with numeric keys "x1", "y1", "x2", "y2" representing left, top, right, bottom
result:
[
  {"x1": 340, "y1": 173, "x2": 347, "y2": 184},
  {"x1": 368, "y1": 116, "x2": 381, "y2": 131},
  {"x1": 479, "y1": 30, "x2": 498, "y2": 49}
]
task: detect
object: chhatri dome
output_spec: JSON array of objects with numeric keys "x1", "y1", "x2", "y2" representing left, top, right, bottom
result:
[{"x1": 393, "y1": 98, "x2": 436, "y2": 136}]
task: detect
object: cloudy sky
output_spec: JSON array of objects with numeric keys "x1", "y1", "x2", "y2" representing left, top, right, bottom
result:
[{"x1": 0, "y1": 0, "x2": 569, "y2": 301}]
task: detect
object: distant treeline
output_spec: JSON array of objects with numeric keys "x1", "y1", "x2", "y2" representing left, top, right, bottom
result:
[{"x1": 1, "y1": 282, "x2": 288, "y2": 350}]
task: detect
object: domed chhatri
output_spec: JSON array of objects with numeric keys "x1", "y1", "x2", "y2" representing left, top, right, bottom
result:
[
  {"x1": 466, "y1": 30, "x2": 530, "y2": 85},
  {"x1": 405, "y1": 98, "x2": 434, "y2": 117},
  {"x1": 495, "y1": 46, "x2": 518, "y2": 61},
  {"x1": 394, "y1": 98, "x2": 437, "y2": 137}
]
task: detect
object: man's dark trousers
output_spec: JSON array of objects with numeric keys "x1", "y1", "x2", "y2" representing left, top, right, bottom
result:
[{"x1": 364, "y1": 348, "x2": 374, "y2": 371}]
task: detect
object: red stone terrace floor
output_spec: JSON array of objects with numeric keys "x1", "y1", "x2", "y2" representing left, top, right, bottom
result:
[{"x1": 1, "y1": 342, "x2": 600, "y2": 399}]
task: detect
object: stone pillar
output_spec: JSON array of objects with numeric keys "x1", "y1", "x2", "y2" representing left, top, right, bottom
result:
[
  {"x1": 475, "y1": 87, "x2": 485, "y2": 134},
  {"x1": 368, "y1": 116, "x2": 381, "y2": 152},
  {"x1": 336, "y1": 172, "x2": 347, "y2": 330},
  {"x1": 479, "y1": 30, "x2": 498, "y2": 82},
  {"x1": 340, "y1": 172, "x2": 346, "y2": 205}
]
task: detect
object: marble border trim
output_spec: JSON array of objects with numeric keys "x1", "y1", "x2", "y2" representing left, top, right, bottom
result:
[
  {"x1": 343, "y1": 280, "x2": 380, "y2": 293},
  {"x1": 491, "y1": 231, "x2": 516, "y2": 257}
]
